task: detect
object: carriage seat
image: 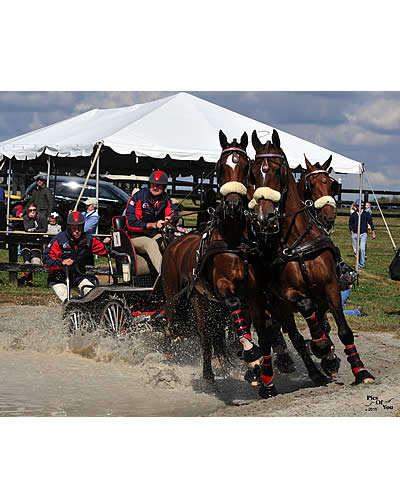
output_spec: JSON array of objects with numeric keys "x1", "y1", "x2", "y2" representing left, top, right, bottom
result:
[{"x1": 111, "y1": 216, "x2": 155, "y2": 285}]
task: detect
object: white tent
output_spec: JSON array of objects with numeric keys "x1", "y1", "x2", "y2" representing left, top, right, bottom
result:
[{"x1": 0, "y1": 92, "x2": 362, "y2": 175}]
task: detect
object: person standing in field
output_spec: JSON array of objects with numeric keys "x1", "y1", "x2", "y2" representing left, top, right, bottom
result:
[{"x1": 349, "y1": 199, "x2": 376, "y2": 269}]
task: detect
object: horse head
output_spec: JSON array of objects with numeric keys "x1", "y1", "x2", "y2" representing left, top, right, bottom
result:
[
  {"x1": 216, "y1": 130, "x2": 250, "y2": 219},
  {"x1": 302, "y1": 155, "x2": 338, "y2": 230},
  {"x1": 249, "y1": 129, "x2": 289, "y2": 234}
]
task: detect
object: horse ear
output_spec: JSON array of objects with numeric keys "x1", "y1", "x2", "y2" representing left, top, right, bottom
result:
[
  {"x1": 322, "y1": 155, "x2": 333, "y2": 172},
  {"x1": 272, "y1": 129, "x2": 280, "y2": 149},
  {"x1": 240, "y1": 132, "x2": 248, "y2": 150},
  {"x1": 251, "y1": 130, "x2": 261, "y2": 151},
  {"x1": 304, "y1": 155, "x2": 312, "y2": 169},
  {"x1": 219, "y1": 130, "x2": 228, "y2": 149}
]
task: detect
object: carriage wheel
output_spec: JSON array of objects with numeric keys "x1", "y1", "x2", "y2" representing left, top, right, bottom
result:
[
  {"x1": 64, "y1": 306, "x2": 95, "y2": 334},
  {"x1": 100, "y1": 300, "x2": 131, "y2": 337}
]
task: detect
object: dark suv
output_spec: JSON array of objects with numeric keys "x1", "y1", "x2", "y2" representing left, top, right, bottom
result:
[{"x1": 23, "y1": 175, "x2": 130, "y2": 233}]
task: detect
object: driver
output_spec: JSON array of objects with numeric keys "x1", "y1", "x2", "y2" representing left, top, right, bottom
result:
[
  {"x1": 125, "y1": 170, "x2": 179, "y2": 273},
  {"x1": 43, "y1": 211, "x2": 111, "y2": 303}
]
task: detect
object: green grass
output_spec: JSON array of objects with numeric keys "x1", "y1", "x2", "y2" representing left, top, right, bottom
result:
[
  {"x1": 328, "y1": 215, "x2": 400, "y2": 333},
  {"x1": 1, "y1": 214, "x2": 400, "y2": 334}
]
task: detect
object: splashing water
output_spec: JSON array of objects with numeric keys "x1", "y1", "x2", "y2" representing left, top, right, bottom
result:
[{"x1": 0, "y1": 304, "x2": 238, "y2": 416}]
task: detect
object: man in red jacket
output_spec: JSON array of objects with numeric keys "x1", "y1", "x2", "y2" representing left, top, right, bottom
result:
[
  {"x1": 125, "y1": 170, "x2": 179, "y2": 273},
  {"x1": 43, "y1": 211, "x2": 110, "y2": 302}
]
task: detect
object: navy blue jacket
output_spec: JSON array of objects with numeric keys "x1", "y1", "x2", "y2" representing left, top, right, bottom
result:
[
  {"x1": 43, "y1": 229, "x2": 106, "y2": 285},
  {"x1": 349, "y1": 210, "x2": 374, "y2": 234},
  {"x1": 125, "y1": 188, "x2": 179, "y2": 234}
]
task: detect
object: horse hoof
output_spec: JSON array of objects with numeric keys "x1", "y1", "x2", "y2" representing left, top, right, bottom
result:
[
  {"x1": 274, "y1": 353, "x2": 296, "y2": 373},
  {"x1": 321, "y1": 355, "x2": 341, "y2": 377},
  {"x1": 352, "y1": 369, "x2": 375, "y2": 385},
  {"x1": 244, "y1": 365, "x2": 261, "y2": 386},
  {"x1": 258, "y1": 384, "x2": 278, "y2": 399},
  {"x1": 311, "y1": 372, "x2": 331, "y2": 386},
  {"x1": 242, "y1": 343, "x2": 262, "y2": 364}
]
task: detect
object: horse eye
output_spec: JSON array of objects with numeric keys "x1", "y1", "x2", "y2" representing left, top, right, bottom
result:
[{"x1": 321, "y1": 177, "x2": 327, "y2": 183}]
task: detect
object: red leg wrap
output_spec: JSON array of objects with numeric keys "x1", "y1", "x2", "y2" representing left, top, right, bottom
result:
[
  {"x1": 261, "y1": 355, "x2": 274, "y2": 386},
  {"x1": 231, "y1": 309, "x2": 252, "y2": 341},
  {"x1": 344, "y1": 345, "x2": 364, "y2": 375}
]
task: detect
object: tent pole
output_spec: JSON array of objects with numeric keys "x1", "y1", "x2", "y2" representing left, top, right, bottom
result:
[
  {"x1": 6, "y1": 158, "x2": 12, "y2": 233},
  {"x1": 74, "y1": 142, "x2": 102, "y2": 211},
  {"x1": 95, "y1": 151, "x2": 100, "y2": 235},
  {"x1": 46, "y1": 156, "x2": 51, "y2": 187},
  {"x1": 355, "y1": 163, "x2": 364, "y2": 272}
]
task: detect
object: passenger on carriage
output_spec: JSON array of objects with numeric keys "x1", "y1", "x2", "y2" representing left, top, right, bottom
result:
[
  {"x1": 43, "y1": 211, "x2": 111, "y2": 303},
  {"x1": 125, "y1": 170, "x2": 179, "y2": 274}
]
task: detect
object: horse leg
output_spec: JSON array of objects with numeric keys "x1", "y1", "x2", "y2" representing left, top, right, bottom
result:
[
  {"x1": 222, "y1": 288, "x2": 262, "y2": 364},
  {"x1": 282, "y1": 312, "x2": 330, "y2": 386},
  {"x1": 328, "y1": 292, "x2": 375, "y2": 385},
  {"x1": 248, "y1": 297, "x2": 278, "y2": 397},
  {"x1": 268, "y1": 316, "x2": 296, "y2": 373},
  {"x1": 296, "y1": 296, "x2": 341, "y2": 377},
  {"x1": 191, "y1": 291, "x2": 215, "y2": 384}
]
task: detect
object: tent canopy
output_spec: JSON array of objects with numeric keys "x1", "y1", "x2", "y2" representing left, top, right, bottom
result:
[{"x1": 0, "y1": 92, "x2": 363, "y2": 175}]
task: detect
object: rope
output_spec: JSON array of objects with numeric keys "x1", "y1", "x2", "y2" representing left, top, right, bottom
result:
[{"x1": 364, "y1": 169, "x2": 397, "y2": 251}]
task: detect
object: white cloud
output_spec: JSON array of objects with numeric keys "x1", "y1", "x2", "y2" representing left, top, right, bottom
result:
[{"x1": 345, "y1": 98, "x2": 400, "y2": 130}]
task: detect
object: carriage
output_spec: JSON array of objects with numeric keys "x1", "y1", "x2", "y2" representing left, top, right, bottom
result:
[{"x1": 62, "y1": 216, "x2": 174, "y2": 336}]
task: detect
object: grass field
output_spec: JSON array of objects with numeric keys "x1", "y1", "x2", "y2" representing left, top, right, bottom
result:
[{"x1": 1, "y1": 212, "x2": 400, "y2": 334}]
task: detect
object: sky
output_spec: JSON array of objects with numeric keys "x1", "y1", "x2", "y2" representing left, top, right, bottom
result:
[{"x1": 0, "y1": 90, "x2": 399, "y2": 193}]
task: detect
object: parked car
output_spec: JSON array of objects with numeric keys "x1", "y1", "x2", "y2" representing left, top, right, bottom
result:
[{"x1": 22, "y1": 175, "x2": 130, "y2": 233}]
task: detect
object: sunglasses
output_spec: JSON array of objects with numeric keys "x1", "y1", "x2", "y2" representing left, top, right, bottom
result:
[{"x1": 28, "y1": 209, "x2": 37, "y2": 212}]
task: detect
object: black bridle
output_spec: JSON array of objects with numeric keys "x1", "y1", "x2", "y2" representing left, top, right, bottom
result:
[
  {"x1": 249, "y1": 142, "x2": 290, "y2": 238},
  {"x1": 217, "y1": 146, "x2": 250, "y2": 220},
  {"x1": 303, "y1": 169, "x2": 338, "y2": 230}
]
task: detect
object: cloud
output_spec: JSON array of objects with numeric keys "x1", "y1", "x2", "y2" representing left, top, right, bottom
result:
[{"x1": 345, "y1": 96, "x2": 400, "y2": 131}]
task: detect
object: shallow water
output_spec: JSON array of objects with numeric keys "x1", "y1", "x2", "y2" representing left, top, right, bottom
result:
[{"x1": 0, "y1": 305, "x2": 226, "y2": 417}]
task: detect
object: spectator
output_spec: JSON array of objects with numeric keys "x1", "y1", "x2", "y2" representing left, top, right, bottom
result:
[
  {"x1": 0, "y1": 185, "x2": 5, "y2": 232},
  {"x1": 365, "y1": 201, "x2": 373, "y2": 233},
  {"x1": 28, "y1": 174, "x2": 55, "y2": 220},
  {"x1": 47, "y1": 211, "x2": 62, "y2": 234},
  {"x1": 12, "y1": 203, "x2": 24, "y2": 218},
  {"x1": 125, "y1": 170, "x2": 179, "y2": 274},
  {"x1": 18, "y1": 203, "x2": 47, "y2": 287},
  {"x1": 43, "y1": 211, "x2": 111, "y2": 303},
  {"x1": 82, "y1": 198, "x2": 100, "y2": 234},
  {"x1": 349, "y1": 199, "x2": 376, "y2": 269},
  {"x1": 341, "y1": 286, "x2": 368, "y2": 316}
]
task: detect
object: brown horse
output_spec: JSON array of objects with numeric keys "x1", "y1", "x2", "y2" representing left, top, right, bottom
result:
[
  {"x1": 297, "y1": 155, "x2": 338, "y2": 231},
  {"x1": 248, "y1": 129, "x2": 374, "y2": 389},
  {"x1": 161, "y1": 131, "x2": 278, "y2": 397}
]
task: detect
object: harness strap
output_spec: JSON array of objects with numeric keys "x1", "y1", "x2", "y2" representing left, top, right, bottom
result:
[{"x1": 272, "y1": 234, "x2": 336, "y2": 268}]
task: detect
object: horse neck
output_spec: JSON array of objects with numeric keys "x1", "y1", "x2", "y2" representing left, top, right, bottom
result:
[{"x1": 280, "y1": 172, "x2": 320, "y2": 245}]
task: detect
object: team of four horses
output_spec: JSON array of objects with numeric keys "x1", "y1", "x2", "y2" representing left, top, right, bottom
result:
[{"x1": 161, "y1": 129, "x2": 375, "y2": 399}]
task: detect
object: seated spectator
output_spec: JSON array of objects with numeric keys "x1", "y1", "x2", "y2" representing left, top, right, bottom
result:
[
  {"x1": 18, "y1": 203, "x2": 47, "y2": 287},
  {"x1": 339, "y1": 266, "x2": 367, "y2": 317},
  {"x1": 341, "y1": 286, "x2": 368, "y2": 316},
  {"x1": 12, "y1": 204, "x2": 24, "y2": 218},
  {"x1": 82, "y1": 198, "x2": 100, "y2": 234},
  {"x1": 47, "y1": 211, "x2": 62, "y2": 234}
]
